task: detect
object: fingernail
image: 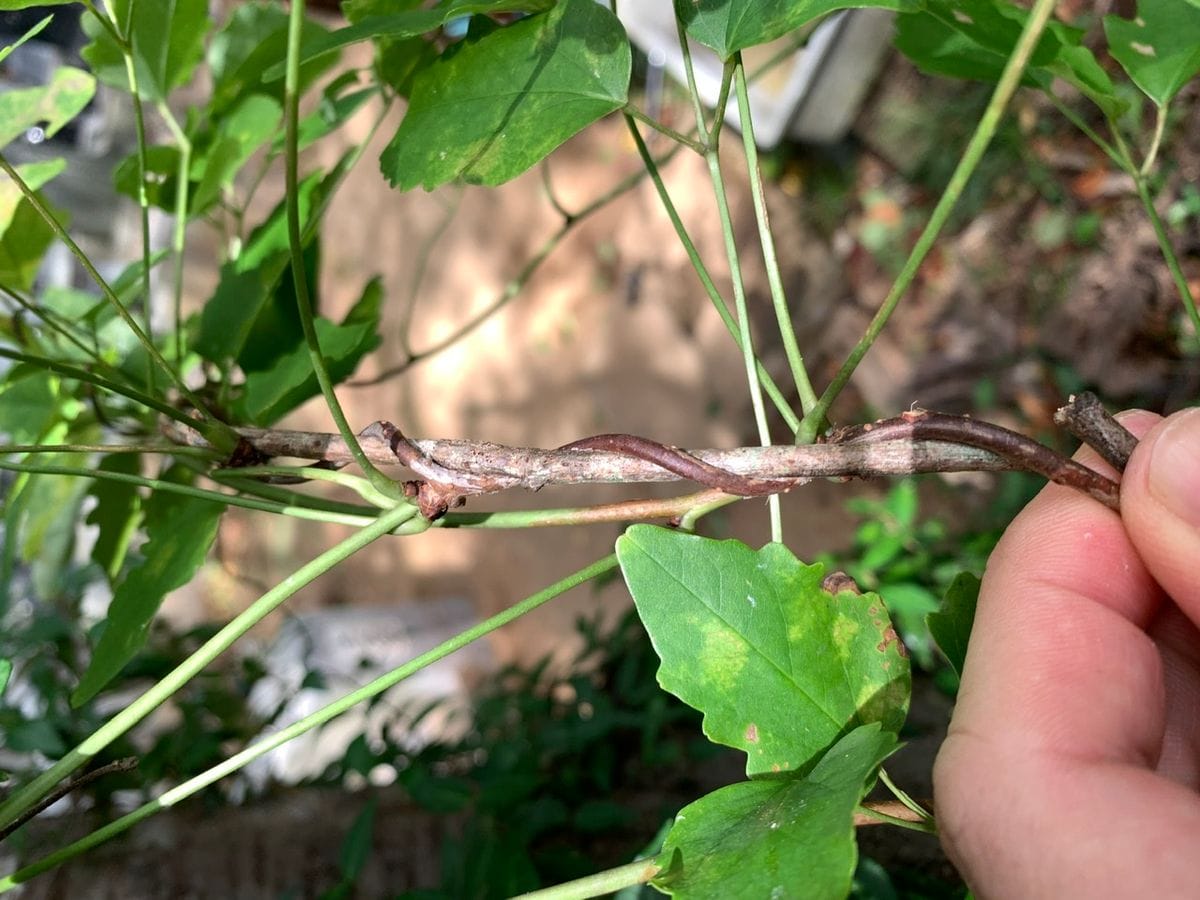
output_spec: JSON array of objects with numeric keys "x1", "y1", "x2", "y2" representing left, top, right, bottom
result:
[{"x1": 1147, "y1": 408, "x2": 1200, "y2": 527}]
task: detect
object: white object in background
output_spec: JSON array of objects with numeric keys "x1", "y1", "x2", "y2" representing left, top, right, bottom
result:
[
  {"x1": 617, "y1": 7, "x2": 895, "y2": 147},
  {"x1": 244, "y1": 600, "x2": 493, "y2": 789}
]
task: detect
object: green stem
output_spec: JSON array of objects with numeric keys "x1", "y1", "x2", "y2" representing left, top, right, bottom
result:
[
  {"x1": 511, "y1": 858, "x2": 661, "y2": 900},
  {"x1": 623, "y1": 116, "x2": 799, "y2": 433},
  {"x1": 855, "y1": 805, "x2": 938, "y2": 834},
  {"x1": 0, "y1": 443, "x2": 210, "y2": 457},
  {"x1": 283, "y1": 0, "x2": 398, "y2": 499},
  {"x1": 701, "y1": 68, "x2": 781, "y2": 541},
  {"x1": 80, "y1": 0, "x2": 123, "y2": 46},
  {"x1": 0, "y1": 501, "x2": 418, "y2": 834},
  {"x1": 623, "y1": 104, "x2": 706, "y2": 154},
  {"x1": 0, "y1": 459, "x2": 379, "y2": 527},
  {"x1": 1141, "y1": 103, "x2": 1166, "y2": 177},
  {"x1": 156, "y1": 102, "x2": 193, "y2": 365},
  {"x1": 0, "y1": 347, "x2": 203, "y2": 430},
  {"x1": 119, "y1": 0, "x2": 155, "y2": 389},
  {"x1": 733, "y1": 58, "x2": 817, "y2": 420},
  {"x1": 0, "y1": 154, "x2": 235, "y2": 450},
  {"x1": 878, "y1": 767, "x2": 932, "y2": 821},
  {"x1": 674, "y1": 13, "x2": 710, "y2": 144},
  {"x1": 360, "y1": 141, "x2": 683, "y2": 384},
  {"x1": 0, "y1": 283, "x2": 106, "y2": 365},
  {"x1": 1108, "y1": 126, "x2": 1200, "y2": 335},
  {"x1": 0, "y1": 554, "x2": 617, "y2": 890},
  {"x1": 797, "y1": 0, "x2": 1062, "y2": 444},
  {"x1": 209, "y1": 464, "x2": 396, "y2": 508},
  {"x1": 1046, "y1": 94, "x2": 1123, "y2": 169}
]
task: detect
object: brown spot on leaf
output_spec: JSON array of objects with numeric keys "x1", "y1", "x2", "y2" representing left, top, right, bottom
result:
[
  {"x1": 745, "y1": 723, "x2": 759, "y2": 743},
  {"x1": 822, "y1": 571, "x2": 861, "y2": 596},
  {"x1": 877, "y1": 625, "x2": 906, "y2": 657}
]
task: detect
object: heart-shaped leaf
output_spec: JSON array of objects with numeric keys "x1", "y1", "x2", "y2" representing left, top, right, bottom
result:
[
  {"x1": 381, "y1": 0, "x2": 630, "y2": 190},
  {"x1": 617, "y1": 526, "x2": 909, "y2": 777},
  {"x1": 653, "y1": 724, "x2": 898, "y2": 899}
]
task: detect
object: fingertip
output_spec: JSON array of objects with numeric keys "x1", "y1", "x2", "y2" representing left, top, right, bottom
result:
[{"x1": 1121, "y1": 407, "x2": 1200, "y2": 624}]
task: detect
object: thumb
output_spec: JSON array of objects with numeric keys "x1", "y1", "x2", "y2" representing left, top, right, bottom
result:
[{"x1": 1121, "y1": 406, "x2": 1200, "y2": 624}]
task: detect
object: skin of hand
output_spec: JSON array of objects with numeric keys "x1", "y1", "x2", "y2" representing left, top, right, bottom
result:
[{"x1": 933, "y1": 407, "x2": 1200, "y2": 899}]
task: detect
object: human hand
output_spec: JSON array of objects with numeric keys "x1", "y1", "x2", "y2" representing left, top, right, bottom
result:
[{"x1": 933, "y1": 407, "x2": 1200, "y2": 898}]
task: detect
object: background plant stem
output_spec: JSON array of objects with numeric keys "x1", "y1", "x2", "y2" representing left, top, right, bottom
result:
[
  {"x1": 0, "y1": 502, "x2": 417, "y2": 833},
  {"x1": 734, "y1": 58, "x2": 817, "y2": 421},
  {"x1": 797, "y1": 0, "x2": 1062, "y2": 443},
  {"x1": 0, "y1": 554, "x2": 618, "y2": 892},
  {"x1": 283, "y1": 0, "x2": 398, "y2": 499}
]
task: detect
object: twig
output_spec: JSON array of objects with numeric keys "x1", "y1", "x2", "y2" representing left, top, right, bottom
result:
[
  {"x1": 0, "y1": 758, "x2": 137, "y2": 843},
  {"x1": 166, "y1": 408, "x2": 1128, "y2": 513},
  {"x1": 829, "y1": 410, "x2": 1121, "y2": 510},
  {"x1": 1053, "y1": 392, "x2": 1138, "y2": 472}
]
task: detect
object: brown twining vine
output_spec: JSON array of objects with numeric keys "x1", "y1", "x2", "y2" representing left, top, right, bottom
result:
[{"x1": 175, "y1": 393, "x2": 1135, "y2": 520}]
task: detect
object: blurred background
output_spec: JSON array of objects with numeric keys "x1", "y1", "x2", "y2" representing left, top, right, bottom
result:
[{"x1": 1, "y1": 1, "x2": 1198, "y2": 896}]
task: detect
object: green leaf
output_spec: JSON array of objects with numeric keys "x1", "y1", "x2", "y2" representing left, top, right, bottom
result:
[
  {"x1": 0, "y1": 0, "x2": 74, "y2": 8},
  {"x1": 926, "y1": 572, "x2": 980, "y2": 677},
  {"x1": 676, "y1": 0, "x2": 917, "y2": 61},
  {"x1": 81, "y1": 0, "x2": 210, "y2": 101},
  {"x1": 616, "y1": 526, "x2": 910, "y2": 778},
  {"x1": 0, "y1": 369, "x2": 58, "y2": 444},
  {"x1": 0, "y1": 13, "x2": 52, "y2": 67},
  {"x1": 896, "y1": 1, "x2": 1123, "y2": 118},
  {"x1": 338, "y1": 797, "x2": 379, "y2": 882},
  {"x1": 72, "y1": 467, "x2": 224, "y2": 706},
  {"x1": 112, "y1": 144, "x2": 182, "y2": 211},
  {"x1": 653, "y1": 724, "x2": 898, "y2": 899},
  {"x1": 381, "y1": 0, "x2": 631, "y2": 190},
  {"x1": 207, "y1": 1, "x2": 335, "y2": 115},
  {"x1": 0, "y1": 65, "x2": 95, "y2": 147},
  {"x1": 263, "y1": 0, "x2": 557, "y2": 81},
  {"x1": 1104, "y1": 0, "x2": 1200, "y2": 107},
  {"x1": 0, "y1": 159, "x2": 66, "y2": 234},
  {"x1": 0, "y1": 196, "x2": 59, "y2": 291},
  {"x1": 237, "y1": 278, "x2": 383, "y2": 425},
  {"x1": 0, "y1": 659, "x2": 10, "y2": 696},
  {"x1": 192, "y1": 94, "x2": 283, "y2": 213},
  {"x1": 86, "y1": 454, "x2": 144, "y2": 582},
  {"x1": 193, "y1": 169, "x2": 328, "y2": 365}
]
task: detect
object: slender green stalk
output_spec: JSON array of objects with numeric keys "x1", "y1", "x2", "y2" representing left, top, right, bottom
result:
[
  {"x1": 798, "y1": 0, "x2": 1062, "y2": 444},
  {"x1": 1141, "y1": 104, "x2": 1166, "y2": 177},
  {"x1": 695, "y1": 60, "x2": 782, "y2": 541},
  {"x1": 0, "y1": 501, "x2": 418, "y2": 833},
  {"x1": 283, "y1": 0, "x2": 398, "y2": 499},
  {"x1": 209, "y1": 464, "x2": 396, "y2": 508},
  {"x1": 733, "y1": 58, "x2": 817, "y2": 420},
  {"x1": 358, "y1": 140, "x2": 683, "y2": 384},
  {"x1": 0, "y1": 554, "x2": 617, "y2": 891},
  {"x1": 0, "y1": 284, "x2": 107, "y2": 365},
  {"x1": 0, "y1": 154, "x2": 235, "y2": 449},
  {"x1": 1108, "y1": 127, "x2": 1200, "y2": 335},
  {"x1": 0, "y1": 459, "x2": 379, "y2": 527},
  {"x1": 156, "y1": 102, "x2": 193, "y2": 364},
  {"x1": 0, "y1": 347, "x2": 202, "y2": 429},
  {"x1": 118, "y1": 0, "x2": 155, "y2": 389},
  {"x1": 878, "y1": 767, "x2": 933, "y2": 821},
  {"x1": 855, "y1": 805, "x2": 938, "y2": 834},
  {"x1": 624, "y1": 104, "x2": 706, "y2": 154},
  {"x1": 79, "y1": 0, "x2": 123, "y2": 47},
  {"x1": 674, "y1": 13, "x2": 710, "y2": 144},
  {"x1": 0, "y1": 443, "x2": 211, "y2": 457},
  {"x1": 1047, "y1": 94, "x2": 1123, "y2": 169},
  {"x1": 1136, "y1": 175, "x2": 1200, "y2": 335},
  {"x1": 623, "y1": 116, "x2": 799, "y2": 433},
  {"x1": 511, "y1": 858, "x2": 661, "y2": 900}
]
